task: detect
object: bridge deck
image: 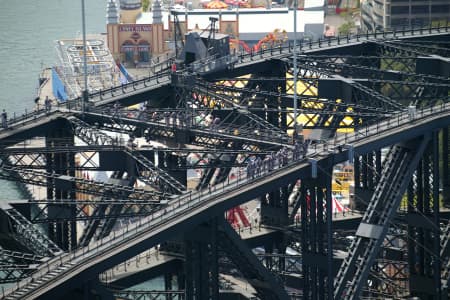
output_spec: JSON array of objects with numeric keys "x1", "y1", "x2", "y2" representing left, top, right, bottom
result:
[{"x1": 5, "y1": 102, "x2": 450, "y2": 299}]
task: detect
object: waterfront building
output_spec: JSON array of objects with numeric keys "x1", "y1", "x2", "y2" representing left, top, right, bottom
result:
[
  {"x1": 361, "y1": 0, "x2": 450, "y2": 32},
  {"x1": 105, "y1": 0, "x2": 325, "y2": 65},
  {"x1": 106, "y1": 0, "x2": 165, "y2": 66}
]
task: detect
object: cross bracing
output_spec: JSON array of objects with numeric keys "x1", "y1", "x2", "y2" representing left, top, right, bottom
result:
[
  {"x1": 1, "y1": 146, "x2": 273, "y2": 170},
  {"x1": 0, "y1": 27, "x2": 448, "y2": 299}
]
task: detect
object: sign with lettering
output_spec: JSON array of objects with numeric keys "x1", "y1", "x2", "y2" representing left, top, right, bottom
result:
[{"x1": 119, "y1": 25, "x2": 152, "y2": 32}]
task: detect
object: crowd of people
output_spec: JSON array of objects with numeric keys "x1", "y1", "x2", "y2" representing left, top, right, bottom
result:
[{"x1": 246, "y1": 140, "x2": 309, "y2": 179}]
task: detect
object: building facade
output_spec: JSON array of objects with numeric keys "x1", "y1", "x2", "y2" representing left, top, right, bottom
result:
[
  {"x1": 107, "y1": 0, "x2": 166, "y2": 66},
  {"x1": 106, "y1": 0, "x2": 324, "y2": 66},
  {"x1": 361, "y1": 0, "x2": 450, "y2": 32}
]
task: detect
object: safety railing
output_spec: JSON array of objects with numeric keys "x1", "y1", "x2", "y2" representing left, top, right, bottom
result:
[
  {"x1": 3, "y1": 105, "x2": 450, "y2": 298},
  {"x1": 233, "y1": 24, "x2": 450, "y2": 66},
  {"x1": 333, "y1": 102, "x2": 450, "y2": 146},
  {"x1": 1, "y1": 25, "x2": 449, "y2": 137},
  {"x1": 79, "y1": 107, "x2": 291, "y2": 147}
]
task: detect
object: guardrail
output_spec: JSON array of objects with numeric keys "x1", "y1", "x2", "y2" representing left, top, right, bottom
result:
[
  {"x1": 81, "y1": 107, "x2": 291, "y2": 147},
  {"x1": 61, "y1": 24, "x2": 450, "y2": 107},
  {"x1": 5, "y1": 102, "x2": 450, "y2": 299},
  {"x1": 1, "y1": 25, "x2": 449, "y2": 132},
  {"x1": 232, "y1": 24, "x2": 450, "y2": 66},
  {"x1": 333, "y1": 102, "x2": 450, "y2": 146}
]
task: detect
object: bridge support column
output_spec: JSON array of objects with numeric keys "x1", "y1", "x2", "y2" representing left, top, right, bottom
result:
[
  {"x1": 407, "y1": 134, "x2": 441, "y2": 299},
  {"x1": 260, "y1": 184, "x2": 290, "y2": 226},
  {"x1": 164, "y1": 273, "x2": 173, "y2": 300},
  {"x1": 244, "y1": 60, "x2": 287, "y2": 130},
  {"x1": 352, "y1": 150, "x2": 382, "y2": 211},
  {"x1": 300, "y1": 164, "x2": 333, "y2": 299},
  {"x1": 443, "y1": 127, "x2": 450, "y2": 207},
  {"x1": 183, "y1": 219, "x2": 219, "y2": 300},
  {"x1": 162, "y1": 152, "x2": 187, "y2": 187},
  {"x1": 46, "y1": 123, "x2": 76, "y2": 251}
]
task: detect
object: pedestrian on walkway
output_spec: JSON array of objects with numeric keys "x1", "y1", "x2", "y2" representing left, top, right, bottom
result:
[
  {"x1": 164, "y1": 112, "x2": 170, "y2": 126},
  {"x1": 170, "y1": 112, "x2": 177, "y2": 125},
  {"x1": 138, "y1": 105, "x2": 146, "y2": 120},
  {"x1": 1, "y1": 110, "x2": 7, "y2": 129},
  {"x1": 44, "y1": 96, "x2": 52, "y2": 113},
  {"x1": 212, "y1": 117, "x2": 221, "y2": 130},
  {"x1": 113, "y1": 102, "x2": 120, "y2": 117},
  {"x1": 277, "y1": 150, "x2": 283, "y2": 167},
  {"x1": 246, "y1": 160, "x2": 253, "y2": 179},
  {"x1": 264, "y1": 155, "x2": 270, "y2": 172},
  {"x1": 255, "y1": 156, "x2": 262, "y2": 176},
  {"x1": 302, "y1": 140, "x2": 309, "y2": 156}
]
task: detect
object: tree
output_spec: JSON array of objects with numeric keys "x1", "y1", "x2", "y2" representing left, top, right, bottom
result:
[
  {"x1": 338, "y1": 11, "x2": 356, "y2": 35},
  {"x1": 338, "y1": 22, "x2": 355, "y2": 35},
  {"x1": 143, "y1": 0, "x2": 151, "y2": 11}
]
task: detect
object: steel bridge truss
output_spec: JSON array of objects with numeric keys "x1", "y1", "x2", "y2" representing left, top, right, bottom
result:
[{"x1": 0, "y1": 28, "x2": 449, "y2": 299}]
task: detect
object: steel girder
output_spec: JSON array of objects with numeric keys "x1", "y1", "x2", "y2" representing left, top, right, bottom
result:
[
  {"x1": 296, "y1": 55, "x2": 449, "y2": 83},
  {"x1": 294, "y1": 56, "x2": 450, "y2": 106},
  {"x1": 183, "y1": 82, "x2": 291, "y2": 144},
  {"x1": 36, "y1": 125, "x2": 77, "y2": 251},
  {"x1": 197, "y1": 78, "x2": 391, "y2": 115},
  {"x1": 2, "y1": 206, "x2": 62, "y2": 257},
  {"x1": 0, "y1": 145, "x2": 268, "y2": 170},
  {"x1": 384, "y1": 40, "x2": 450, "y2": 58},
  {"x1": 21, "y1": 199, "x2": 159, "y2": 224},
  {"x1": 0, "y1": 28, "x2": 448, "y2": 298},
  {"x1": 75, "y1": 109, "x2": 286, "y2": 150},
  {"x1": 68, "y1": 116, "x2": 186, "y2": 195},
  {"x1": 77, "y1": 171, "x2": 139, "y2": 248},
  {"x1": 0, "y1": 163, "x2": 164, "y2": 201},
  {"x1": 404, "y1": 133, "x2": 443, "y2": 299},
  {"x1": 334, "y1": 136, "x2": 431, "y2": 299},
  {"x1": 112, "y1": 290, "x2": 185, "y2": 300},
  {"x1": 0, "y1": 247, "x2": 42, "y2": 283},
  {"x1": 300, "y1": 165, "x2": 334, "y2": 300},
  {"x1": 217, "y1": 219, "x2": 290, "y2": 300}
]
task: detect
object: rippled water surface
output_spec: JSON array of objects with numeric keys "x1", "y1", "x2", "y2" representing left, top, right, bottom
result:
[{"x1": 0, "y1": 0, "x2": 105, "y2": 198}]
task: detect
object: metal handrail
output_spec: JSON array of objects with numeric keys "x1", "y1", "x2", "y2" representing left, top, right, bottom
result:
[{"x1": 5, "y1": 102, "x2": 450, "y2": 299}]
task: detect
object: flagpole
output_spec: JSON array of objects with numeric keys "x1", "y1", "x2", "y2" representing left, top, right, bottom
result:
[{"x1": 81, "y1": 0, "x2": 88, "y2": 113}]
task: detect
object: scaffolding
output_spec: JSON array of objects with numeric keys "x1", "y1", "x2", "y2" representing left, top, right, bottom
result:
[{"x1": 55, "y1": 38, "x2": 121, "y2": 99}]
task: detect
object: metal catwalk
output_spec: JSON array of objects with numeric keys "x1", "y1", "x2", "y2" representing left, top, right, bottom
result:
[{"x1": 0, "y1": 26, "x2": 449, "y2": 300}]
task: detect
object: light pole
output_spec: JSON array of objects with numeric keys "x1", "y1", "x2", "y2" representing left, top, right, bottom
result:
[
  {"x1": 293, "y1": 0, "x2": 298, "y2": 140},
  {"x1": 81, "y1": 0, "x2": 88, "y2": 113}
]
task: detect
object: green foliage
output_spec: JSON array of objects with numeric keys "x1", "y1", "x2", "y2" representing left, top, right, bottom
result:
[
  {"x1": 143, "y1": 0, "x2": 151, "y2": 11},
  {"x1": 338, "y1": 22, "x2": 355, "y2": 35},
  {"x1": 338, "y1": 11, "x2": 356, "y2": 35}
]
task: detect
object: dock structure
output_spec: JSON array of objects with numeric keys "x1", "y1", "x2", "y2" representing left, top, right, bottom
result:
[
  {"x1": 44, "y1": 37, "x2": 121, "y2": 103},
  {"x1": 0, "y1": 27, "x2": 449, "y2": 299}
]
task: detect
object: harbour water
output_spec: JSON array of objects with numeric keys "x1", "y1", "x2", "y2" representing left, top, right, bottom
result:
[
  {"x1": 0, "y1": 2, "x2": 166, "y2": 291},
  {"x1": 0, "y1": 0, "x2": 106, "y2": 199}
]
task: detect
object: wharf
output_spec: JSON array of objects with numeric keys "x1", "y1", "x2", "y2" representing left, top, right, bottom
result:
[{"x1": 36, "y1": 68, "x2": 56, "y2": 110}]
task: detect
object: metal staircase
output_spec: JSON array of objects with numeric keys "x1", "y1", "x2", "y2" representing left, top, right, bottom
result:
[
  {"x1": 0, "y1": 247, "x2": 43, "y2": 283},
  {"x1": 125, "y1": 149, "x2": 186, "y2": 195},
  {"x1": 4, "y1": 207, "x2": 62, "y2": 257},
  {"x1": 4, "y1": 261, "x2": 77, "y2": 300},
  {"x1": 78, "y1": 171, "x2": 134, "y2": 247},
  {"x1": 334, "y1": 138, "x2": 430, "y2": 299},
  {"x1": 69, "y1": 116, "x2": 185, "y2": 195},
  {"x1": 191, "y1": 84, "x2": 290, "y2": 146}
]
